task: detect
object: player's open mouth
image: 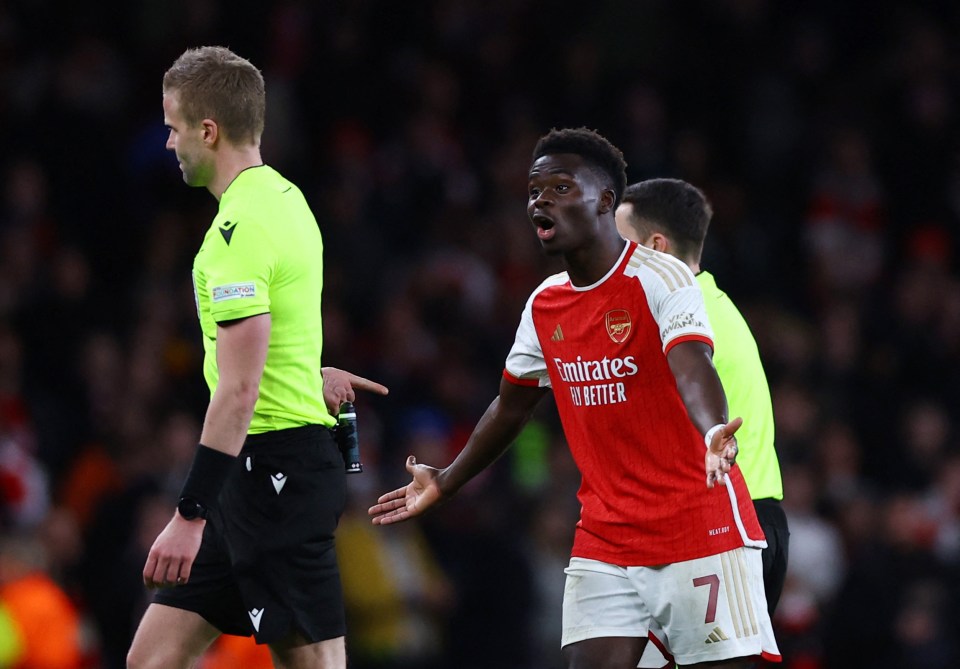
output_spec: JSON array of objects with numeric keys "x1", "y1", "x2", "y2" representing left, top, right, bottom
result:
[{"x1": 533, "y1": 214, "x2": 555, "y2": 240}]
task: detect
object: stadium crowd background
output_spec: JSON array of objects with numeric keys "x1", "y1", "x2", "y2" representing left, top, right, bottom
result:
[{"x1": 0, "y1": 0, "x2": 959, "y2": 667}]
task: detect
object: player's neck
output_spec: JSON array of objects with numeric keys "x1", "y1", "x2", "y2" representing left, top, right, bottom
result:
[
  {"x1": 566, "y1": 234, "x2": 627, "y2": 287},
  {"x1": 208, "y1": 146, "x2": 264, "y2": 200}
]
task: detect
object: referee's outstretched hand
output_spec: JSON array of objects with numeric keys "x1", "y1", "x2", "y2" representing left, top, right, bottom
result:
[
  {"x1": 321, "y1": 366, "x2": 389, "y2": 416},
  {"x1": 369, "y1": 456, "x2": 442, "y2": 525}
]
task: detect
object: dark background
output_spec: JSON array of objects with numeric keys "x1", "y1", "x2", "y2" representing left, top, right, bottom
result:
[{"x1": 1, "y1": 1, "x2": 960, "y2": 667}]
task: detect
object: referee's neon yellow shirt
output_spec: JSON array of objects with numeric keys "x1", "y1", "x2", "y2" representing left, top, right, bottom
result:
[
  {"x1": 192, "y1": 165, "x2": 336, "y2": 432},
  {"x1": 698, "y1": 271, "x2": 783, "y2": 500}
]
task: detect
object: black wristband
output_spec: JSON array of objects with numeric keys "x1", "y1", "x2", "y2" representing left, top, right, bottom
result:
[{"x1": 178, "y1": 444, "x2": 237, "y2": 515}]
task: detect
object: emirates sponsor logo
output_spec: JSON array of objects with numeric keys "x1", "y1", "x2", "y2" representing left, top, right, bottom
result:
[{"x1": 552, "y1": 355, "x2": 639, "y2": 383}]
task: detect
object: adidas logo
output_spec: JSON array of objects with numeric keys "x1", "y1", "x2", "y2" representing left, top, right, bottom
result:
[
  {"x1": 705, "y1": 626, "x2": 729, "y2": 644},
  {"x1": 248, "y1": 607, "x2": 264, "y2": 632},
  {"x1": 551, "y1": 324, "x2": 564, "y2": 342}
]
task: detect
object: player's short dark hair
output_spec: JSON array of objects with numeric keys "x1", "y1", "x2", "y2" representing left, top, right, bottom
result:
[
  {"x1": 620, "y1": 179, "x2": 712, "y2": 261},
  {"x1": 532, "y1": 128, "x2": 628, "y2": 206},
  {"x1": 163, "y1": 46, "x2": 265, "y2": 146}
]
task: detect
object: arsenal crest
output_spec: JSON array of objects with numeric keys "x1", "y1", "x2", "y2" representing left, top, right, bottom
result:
[{"x1": 605, "y1": 309, "x2": 632, "y2": 343}]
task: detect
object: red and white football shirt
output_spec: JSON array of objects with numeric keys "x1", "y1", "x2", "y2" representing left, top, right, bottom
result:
[{"x1": 504, "y1": 241, "x2": 765, "y2": 566}]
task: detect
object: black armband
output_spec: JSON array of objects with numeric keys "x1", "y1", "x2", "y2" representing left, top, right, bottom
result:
[{"x1": 178, "y1": 444, "x2": 238, "y2": 518}]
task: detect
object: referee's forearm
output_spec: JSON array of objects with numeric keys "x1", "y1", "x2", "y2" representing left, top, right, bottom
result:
[{"x1": 199, "y1": 382, "x2": 258, "y2": 456}]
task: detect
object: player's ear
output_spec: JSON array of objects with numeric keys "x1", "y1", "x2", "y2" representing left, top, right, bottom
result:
[
  {"x1": 201, "y1": 119, "x2": 218, "y2": 146},
  {"x1": 649, "y1": 233, "x2": 670, "y2": 253},
  {"x1": 598, "y1": 189, "x2": 615, "y2": 214}
]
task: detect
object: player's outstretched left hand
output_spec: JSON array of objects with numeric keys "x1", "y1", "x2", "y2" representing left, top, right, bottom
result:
[
  {"x1": 706, "y1": 417, "x2": 742, "y2": 488},
  {"x1": 368, "y1": 456, "x2": 443, "y2": 525}
]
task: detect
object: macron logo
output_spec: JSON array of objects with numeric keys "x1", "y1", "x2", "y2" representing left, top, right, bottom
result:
[
  {"x1": 219, "y1": 220, "x2": 238, "y2": 245},
  {"x1": 248, "y1": 607, "x2": 264, "y2": 632},
  {"x1": 271, "y1": 473, "x2": 287, "y2": 494}
]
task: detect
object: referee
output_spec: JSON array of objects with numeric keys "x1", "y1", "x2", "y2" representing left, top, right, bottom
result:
[
  {"x1": 616, "y1": 178, "x2": 789, "y2": 618},
  {"x1": 128, "y1": 46, "x2": 351, "y2": 669}
]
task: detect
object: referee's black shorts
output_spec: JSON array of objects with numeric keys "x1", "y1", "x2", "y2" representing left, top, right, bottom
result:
[
  {"x1": 754, "y1": 497, "x2": 789, "y2": 617},
  {"x1": 155, "y1": 424, "x2": 347, "y2": 644}
]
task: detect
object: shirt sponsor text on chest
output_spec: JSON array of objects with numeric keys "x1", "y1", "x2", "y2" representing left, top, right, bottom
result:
[
  {"x1": 552, "y1": 355, "x2": 637, "y2": 407},
  {"x1": 569, "y1": 382, "x2": 628, "y2": 407}
]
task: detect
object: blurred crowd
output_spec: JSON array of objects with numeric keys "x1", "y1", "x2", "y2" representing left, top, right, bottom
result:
[{"x1": 1, "y1": 0, "x2": 960, "y2": 667}]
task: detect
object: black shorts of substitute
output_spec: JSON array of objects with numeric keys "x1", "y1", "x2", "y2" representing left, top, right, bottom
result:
[
  {"x1": 754, "y1": 497, "x2": 790, "y2": 617},
  {"x1": 155, "y1": 425, "x2": 347, "y2": 644}
]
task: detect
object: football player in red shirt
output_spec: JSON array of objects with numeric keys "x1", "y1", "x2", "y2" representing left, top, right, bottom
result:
[{"x1": 371, "y1": 128, "x2": 780, "y2": 668}]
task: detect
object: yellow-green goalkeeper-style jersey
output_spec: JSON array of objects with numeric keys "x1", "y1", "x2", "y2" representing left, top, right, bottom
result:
[
  {"x1": 192, "y1": 165, "x2": 336, "y2": 432},
  {"x1": 698, "y1": 271, "x2": 783, "y2": 500}
]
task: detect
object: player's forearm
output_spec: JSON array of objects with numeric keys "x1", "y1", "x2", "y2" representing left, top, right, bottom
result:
[
  {"x1": 675, "y1": 372, "x2": 728, "y2": 435},
  {"x1": 667, "y1": 342, "x2": 729, "y2": 435}
]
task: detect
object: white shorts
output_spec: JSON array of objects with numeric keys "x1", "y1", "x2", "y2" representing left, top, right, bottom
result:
[{"x1": 561, "y1": 547, "x2": 781, "y2": 666}]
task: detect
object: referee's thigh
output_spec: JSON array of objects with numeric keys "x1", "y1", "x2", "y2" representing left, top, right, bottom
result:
[
  {"x1": 269, "y1": 633, "x2": 346, "y2": 669},
  {"x1": 128, "y1": 603, "x2": 220, "y2": 669}
]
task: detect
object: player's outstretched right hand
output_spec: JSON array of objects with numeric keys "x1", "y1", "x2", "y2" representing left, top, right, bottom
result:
[
  {"x1": 368, "y1": 456, "x2": 443, "y2": 525},
  {"x1": 705, "y1": 416, "x2": 742, "y2": 488}
]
